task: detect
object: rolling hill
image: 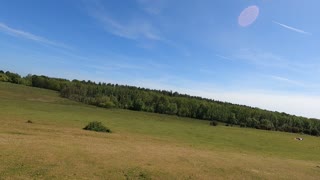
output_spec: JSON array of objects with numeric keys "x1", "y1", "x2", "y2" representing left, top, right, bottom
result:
[{"x1": 1, "y1": 82, "x2": 320, "y2": 179}]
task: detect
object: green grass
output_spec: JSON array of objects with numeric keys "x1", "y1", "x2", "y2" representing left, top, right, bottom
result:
[{"x1": 1, "y1": 82, "x2": 320, "y2": 179}]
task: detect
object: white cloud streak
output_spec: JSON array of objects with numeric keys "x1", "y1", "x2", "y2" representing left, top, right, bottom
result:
[
  {"x1": 234, "y1": 49, "x2": 318, "y2": 73},
  {"x1": 0, "y1": 22, "x2": 71, "y2": 49},
  {"x1": 269, "y1": 75, "x2": 305, "y2": 87},
  {"x1": 215, "y1": 54, "x2": 233, "y2": 61},
  {"x1": 84, "y1": 1, "x2": 189, "y2": 55},
  {"x1": 88, "y1": 63, "x2": 146, "y2": 71},
  {"x1": 86, "y1": 3, "x2": 162, "y2": 41},
  {"x1": 137, "y1": 0, "x2": 166, "y2": 15},
  {"x1": 272, "y1": 21, "x2": 312, "y2": 35}
]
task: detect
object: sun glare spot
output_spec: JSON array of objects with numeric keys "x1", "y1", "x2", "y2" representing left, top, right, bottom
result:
[{"x1": 238, "y1": 5, "x2": 260, "y2": 27}]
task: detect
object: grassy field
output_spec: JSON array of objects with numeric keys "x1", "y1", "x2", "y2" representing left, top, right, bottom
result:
[{"x1": 0, "y1": 82, "x2": 320, "y2": 179}]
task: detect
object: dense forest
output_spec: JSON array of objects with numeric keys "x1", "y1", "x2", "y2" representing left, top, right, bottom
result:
[{"x1": 1, "y1": 70, "x2": 320, "y2": 136}]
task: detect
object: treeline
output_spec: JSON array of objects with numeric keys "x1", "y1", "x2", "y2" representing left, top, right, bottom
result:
[{"x1": 1, "y1": 70, "x2": 320, "y2": 136}]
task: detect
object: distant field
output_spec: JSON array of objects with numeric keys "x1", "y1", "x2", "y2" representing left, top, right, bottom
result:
[{"x1": 0, "y1": 82, "x2": 320, "y2": 179}]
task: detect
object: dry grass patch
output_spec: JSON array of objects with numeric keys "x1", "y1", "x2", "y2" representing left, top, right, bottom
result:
[
  {"x1": 1, "y1": 83, "x2": 320, "y2": 179},
  {"x1": 0, "y1": 120, "x2": 320, "y2": 180}
]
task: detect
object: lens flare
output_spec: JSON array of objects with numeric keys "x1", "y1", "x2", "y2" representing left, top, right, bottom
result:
[{"x1": 238, "y1": 5, "x2": 259, "y2": 27}]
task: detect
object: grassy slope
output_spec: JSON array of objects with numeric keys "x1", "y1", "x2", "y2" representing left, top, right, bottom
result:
[{"x1": 0, "y1": 82, "x2": 320, "y2": 179}]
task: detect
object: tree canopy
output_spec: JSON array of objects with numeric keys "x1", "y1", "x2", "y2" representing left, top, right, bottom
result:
[{"x1": 1, "y1": 70, "x2": 319, "y2": 136}]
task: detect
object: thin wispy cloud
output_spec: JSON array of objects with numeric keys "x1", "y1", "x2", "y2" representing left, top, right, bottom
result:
[
  {"x1": 269, "y1": 75, "x2": 304, "y2": 87},
  {"x1": 272, "y1": 21, "x2": 312, "y2": 35},
  {"x1": 268, "y1": 75, "x2": 320, "y2": 90},
  {"x1": 70, "y1": 53, "x2": 171, "y2": 74},
  {"x1": 137, "y1": 0, "x2": 166, "y2": 15},
  {"x1": 236, "y1": 49, "x2": 287, "y2": 66},
  {"x1": 0, "y1": 22, "x2": 71, "y2": 49},
  {"x1": 84, "y1": 0, "x2": 190, "y2": 55},
  {"x1": 215, "y1": 54, "x2": 233, "y2": 61},
  {"x1": 97, "y1": 14, "x2": 161, "y2": 41},
  {"x1": 85, "y1": 1, "x2": 162, "y2": 41},
  {"x1": 88, "y1": 63, "x2": 146, "y2": 72},
  {"x1": 235, "y1": 49, "x2": 310, "y2": 73}
]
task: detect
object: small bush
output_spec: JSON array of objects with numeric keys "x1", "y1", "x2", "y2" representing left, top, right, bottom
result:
[
  {"x1": 83, "y1": 121, "x2": 111, "y2": 133},
  {"x1": 311, "y1": 129, "x2": 319, "y2": 136},
  {"x1": 210, "y1": 121, "x2": 218, "y2": 126},
  {"x1": 240, "y1": 123, "x2": 246, "y2": 128},
  {"x1": 26, "y1": 120, "x2": 33, "y2": 123}
]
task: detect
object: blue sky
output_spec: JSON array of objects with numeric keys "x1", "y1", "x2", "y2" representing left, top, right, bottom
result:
[{"x1": 0, "y1": 0, "x2": 319, "y2": 118}]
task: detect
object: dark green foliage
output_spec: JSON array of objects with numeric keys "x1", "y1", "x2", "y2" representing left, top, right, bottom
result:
[
  {"x1": 26, "y1": 120, "x2": 33, "y2": 124},
  {"x1": 210, "y1": 121, "x2": 218, "y2": 126},
  {"x1": 260, "y1": 119, "x2": 275, "y2": 130},
  {"x1": 5, "y1": 71, "x2": 22, "y2": 84},
  {"x1": 239, "y1": 123, "x2": 246, "y2": 128},
  {"x1": 131, "y1": 99, "x2": 145, "y2": 111},
  {"x1": 0, "y1": 73, "x2": 9, "y2": 82},
  {"x1": 227, "y1": 113, "x2": 237, "y2": 126},
  {"x1": 1, "y1": 69, "x2": 320, "y2": 137},
  {"x1": 83, "y1": 121, "x2": 111, "y2": 133},
  {"x1": 31, "y1": 75, "x2": 68, "y2": 91},
  {"x1": 311, "y1": 129, "x2": 319, "y2": 136},
  {"x1": 0, "y1": 71, "x2": 23, "y2": 84}
]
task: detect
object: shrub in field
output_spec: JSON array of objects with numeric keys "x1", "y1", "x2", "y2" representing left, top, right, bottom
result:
[
  {"x1": 83, "y1": 121, "x2": 111, "y2": 133},
  {"x1": 210, "y1": 121, "x2": 218, "y2": 126},
  {"x1": 26, "y1": 120, "x2": 33, "y2": 123},
  {"x1": 311, "y1": 129, "x2": 319, "y2": 136},
  {"x1": 240, "y1": 123, "x2": 246, "y2": 128}
]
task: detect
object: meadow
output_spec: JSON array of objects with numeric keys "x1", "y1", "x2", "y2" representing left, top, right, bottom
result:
[{"x1": 0, "y1": 82, "x2": 320, "y2": 179}]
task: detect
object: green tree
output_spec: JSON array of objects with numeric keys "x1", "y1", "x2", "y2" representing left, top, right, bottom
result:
[
  {"x1": 132, "y1": 99, "x2": 145, "y2": 111},
  {"x1": 260, "y1": 119, "x2": 275, "y2": 130},
  {"x1": 227, "y1": 113, "x2": 237, "y2": 126},
  {"x1": 0, "y1": 73, "x2": 9, "y2": 82}
]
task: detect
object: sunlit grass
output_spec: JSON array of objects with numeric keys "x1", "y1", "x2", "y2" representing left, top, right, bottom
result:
[{"x1": 0, "y1": 82, "x2": 319, "y2": 179}]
